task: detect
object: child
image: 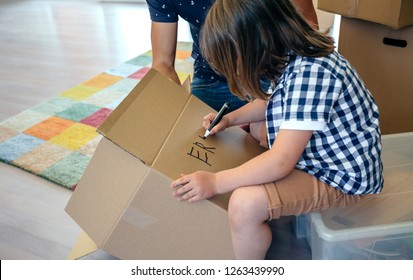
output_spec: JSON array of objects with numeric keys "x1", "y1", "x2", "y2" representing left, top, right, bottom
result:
[{"x1": 171, "y1": 0, "x2": 384, "y2": 259}]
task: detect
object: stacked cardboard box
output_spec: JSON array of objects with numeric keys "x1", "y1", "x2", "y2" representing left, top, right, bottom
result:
[
  {"x1": 65, "y1": 69, "x2": 266, "y2": 259},
  {"x1": 318, "y1": 0, "x2": 413, "y2": 29},
  {"x1": 318, "y1": 0, "x2": 413, "y2": 134}
]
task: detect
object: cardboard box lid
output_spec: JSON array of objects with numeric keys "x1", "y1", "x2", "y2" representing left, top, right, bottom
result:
[
  {"x1": 97, "y1": 68, "x2": 191, "y2": 166},
  {"x1": 318, "y1": 0, "x2": 413, "y2": 29}
]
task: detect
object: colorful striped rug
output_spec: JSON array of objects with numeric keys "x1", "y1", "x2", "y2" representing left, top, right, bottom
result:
[{"x1": 0, "y1": 42, "x2": 194, "y2": 190}]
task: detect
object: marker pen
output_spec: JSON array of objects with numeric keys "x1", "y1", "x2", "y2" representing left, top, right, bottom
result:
[{"x1": 203, "y1": 102, "x2": 230, "y2": 139}]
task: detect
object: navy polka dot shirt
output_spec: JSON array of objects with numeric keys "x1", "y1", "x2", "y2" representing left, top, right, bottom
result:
[{"x1": 146, "y1": 0, "x2": 226, "y2": 81}]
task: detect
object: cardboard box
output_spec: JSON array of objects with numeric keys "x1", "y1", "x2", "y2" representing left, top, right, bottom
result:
[
  {"x1": 65, "y1": 69, "x2": 266, "y2": 259},
  {"x1": 338, "y1": 17, "x2": 413, "y2": 134},
  {"x1": 318, "y1": 0, "x2": 413, "y2": 29},
  {"x1": 313, "y1": 0, "x2": 336, "y2": 33}
]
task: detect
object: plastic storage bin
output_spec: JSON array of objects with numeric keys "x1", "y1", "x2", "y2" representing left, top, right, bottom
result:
[
  {"x1": 295, "y1": 133, "x2": 413, "y2": 259},
  {"x1": 308, "y1": 192, "x2": 413, "y2": 259}
]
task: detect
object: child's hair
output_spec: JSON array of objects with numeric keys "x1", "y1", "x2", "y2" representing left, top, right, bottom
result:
[{"x1": 200, "y1": 0, "x2": 335, "y2": 100}]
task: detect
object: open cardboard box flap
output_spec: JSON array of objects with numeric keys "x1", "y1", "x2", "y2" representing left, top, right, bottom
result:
[
  {"x1": 97, "y1": 69, "x2": 190, "y2": 166},
  {"x1": 65, "y1": 68, "x2": 266, "y2": 259}
]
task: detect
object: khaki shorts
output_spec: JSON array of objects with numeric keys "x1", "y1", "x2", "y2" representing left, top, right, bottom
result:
[{"x1": 263, "y1": 169, "x2": 365, "y2": 220}]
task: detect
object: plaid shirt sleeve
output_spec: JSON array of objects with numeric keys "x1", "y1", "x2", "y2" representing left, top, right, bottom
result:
[{"x1": 281, "y1": 61, "x2": 342, "y2": 131}]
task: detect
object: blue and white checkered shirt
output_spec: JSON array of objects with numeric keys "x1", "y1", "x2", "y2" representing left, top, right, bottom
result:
[{"x1": 266, "y1": 51, "x2": 383, "y2": 195}]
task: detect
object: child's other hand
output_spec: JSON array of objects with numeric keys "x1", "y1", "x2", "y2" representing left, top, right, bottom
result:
[
  {"x1": 202, "y1": 114, "x2": 229, "y2": 136},
  {"x1": 171, "y1": 171, "x2": 217, "y2": 203}
]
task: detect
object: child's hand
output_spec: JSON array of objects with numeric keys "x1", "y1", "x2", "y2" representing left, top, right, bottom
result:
[
  {"x1": 171, "y1": 171, "x2": 217, "y2": 203},
  {"x1": 202, "y1": 114, "x2": 229, "y2": 136}
]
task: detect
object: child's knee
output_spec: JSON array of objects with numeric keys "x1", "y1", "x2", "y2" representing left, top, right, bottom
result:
[
  {"x1": 228, "y1": 187, "x2": 269, "y2": 228},
  {"x1": 228, "y1": 189, "x2": 249, "y2": 223}
]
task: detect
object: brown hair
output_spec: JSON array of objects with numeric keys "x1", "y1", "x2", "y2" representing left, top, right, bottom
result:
[{"x1": 200, "y1": 0, "x2": 335, "y2": 100}]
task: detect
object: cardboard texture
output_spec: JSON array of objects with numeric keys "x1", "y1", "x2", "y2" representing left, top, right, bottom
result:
[
  {"x1": 65, "y1": 69, "x2": 266, "y2": 259},
  {"x1": 312, "y1": 0, "x2": 335, "y2": 33},
  {"x1": 338, "y1": 17, "x2": 413, "y2": 134},
  {"x1": 318, "y1": 0, "x2": 413, "y2": 29},
  {"x1": 67, "y1": 231, "x2": 99, "y2": 260}
]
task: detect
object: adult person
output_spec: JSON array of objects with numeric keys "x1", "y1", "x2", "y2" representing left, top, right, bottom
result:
[{"x1": 146, "y1": 0, "x2": 318, "y2": 112}]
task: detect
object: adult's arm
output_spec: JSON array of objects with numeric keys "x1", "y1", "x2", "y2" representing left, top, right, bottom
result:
[{"x1": 151, "y1": 21, "x2": 181, "y2": 85}]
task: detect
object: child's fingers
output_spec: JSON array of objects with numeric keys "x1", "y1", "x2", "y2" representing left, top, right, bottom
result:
[
  {"x1": 173, "y1": 182, "x2": 192, "y2": 196},
  {"x1": 175, "y1": 185, "x2": 202, "y2": 203},
  {"x1": 210, "y1": 122, "x2": 224, "y2": 134},
  {"x1": 170, "y1": 173, "x2": 188, "y2": 189},
  {"x1": 209, "y1": 116, "x2": 228, "y2": 135},
  {"x1": 203, "y1": 113, "x2": 216, "y2": 129},
  {"x1": 178, "y1": 189, "x2": 197, "y2": 202},
  {"x1": 188, "y1": 193, "x2": 202, "y2": 203}
]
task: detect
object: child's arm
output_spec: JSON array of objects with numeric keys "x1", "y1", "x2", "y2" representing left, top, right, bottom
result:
[
  {"x1": 171, "y1": 128, "x2": 313, "y2": 202},
  {"x1": 215, "y1": 129, "x2": 313, "y2": 193},
  {"x1": 203, "y1": 99, "x2": 267, "y2": 136}
]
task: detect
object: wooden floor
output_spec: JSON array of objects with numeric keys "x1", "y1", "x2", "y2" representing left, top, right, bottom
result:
[{"x1": 0, "y1": 0, "x2": 312, "y2": 260}]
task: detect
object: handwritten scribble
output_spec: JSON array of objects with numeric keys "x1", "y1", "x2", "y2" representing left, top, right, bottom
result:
[{"x1": 187, "y1": 138, "x2": 216, "y2": 166}]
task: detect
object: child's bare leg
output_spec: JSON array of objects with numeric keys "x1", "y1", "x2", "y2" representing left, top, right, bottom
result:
[{"x1": 228, "y1": 185, "x2": 271, "y2": 259}]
